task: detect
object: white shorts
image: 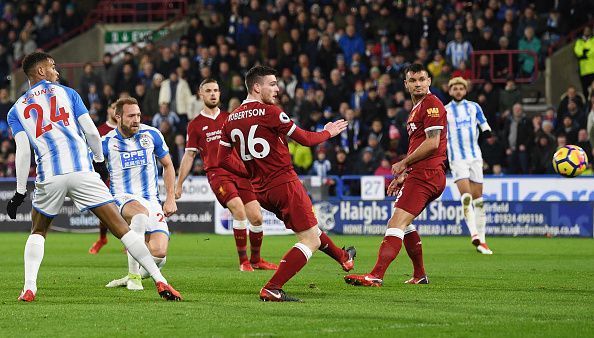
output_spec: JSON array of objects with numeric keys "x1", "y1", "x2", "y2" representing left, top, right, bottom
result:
[
  {"x1": 32, "y1": 171, "x2": 114, "y2": 217},
  {"x1": 114, "y1": 193, "x2": 169, "y2": 237},
  {"x1": 450, "y1": 159, "x2": 484, "y2": 183}
]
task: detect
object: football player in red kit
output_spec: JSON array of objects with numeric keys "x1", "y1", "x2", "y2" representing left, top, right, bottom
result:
[
  {"x1": 176, "y1": 79, "x2": 277, "y2": 271},
  {"x1": 217, "y1": 66, "x2": 356, "y2": 302},
  {"x1": 89, "y1": 103, "x2": 117, "y2": 254},
  {"x1": 345, "y1": 63, "x2": 448, "y2": 287}
]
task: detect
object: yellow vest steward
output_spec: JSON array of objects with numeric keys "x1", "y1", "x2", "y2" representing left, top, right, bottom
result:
[{"x1": 574, "y1": 37, "x2": 594, "y2": 76}]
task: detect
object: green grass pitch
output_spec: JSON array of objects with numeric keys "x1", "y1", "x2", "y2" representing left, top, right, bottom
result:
[{"x1": 0, "y1": 232, "x2": 593, "y2": 337}]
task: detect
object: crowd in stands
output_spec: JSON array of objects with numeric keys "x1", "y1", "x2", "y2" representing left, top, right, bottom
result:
[{"x1": 1, "y1": 0, "x2": 594, "y2": 182}]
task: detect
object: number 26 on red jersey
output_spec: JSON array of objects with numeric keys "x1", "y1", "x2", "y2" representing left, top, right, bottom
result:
[{"x1": 230, "y1": 125, "x2": 270, "y2": 160}]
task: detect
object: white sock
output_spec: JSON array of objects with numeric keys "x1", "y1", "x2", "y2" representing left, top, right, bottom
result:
[
  {"x1": 127, "y1": 214, "x2": 148, "y2": 275},
  {"x1": 294, "y1": 243, "x2": 313, "y2": 261},
  {"x1": 140, "y1": 256, "x2": 167, "y2": 279},
  {"x1": 385, "y1": 227, "x2": 404, "y2": 239},
  {"x1": 474, "y1": 197, "x2": 487, "y2": 243},
  {"x1": 24, "y1": 234, "x2": 45, "y2": 294},
  {"x1": 120, "y1": 231, "x2": 167, "y2": 284},
  {"x1": 232, "y1": 219, "x2": 248, "y2": 230},
  {"x1": 461, "y1": 193, "x2": 479, "y2": 241}
]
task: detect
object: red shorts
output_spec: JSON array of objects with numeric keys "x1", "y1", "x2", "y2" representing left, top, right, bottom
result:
[
  {"x1": 395, "y1": 168, "x2": 446, "y2": 216},
  {"x1": 256, "y1": 180, "x2": 318, "y2": 233},
  {"x1": 208, "y1": 173, "x2": 257, "y2": 206}
]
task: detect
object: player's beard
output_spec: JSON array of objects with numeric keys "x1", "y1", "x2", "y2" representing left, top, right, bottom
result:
[
  {"x1": 121, "y1": 123, "x2": 139, "y2": 137},
  {"x1": 204, "y1": 100, "x2": 219, "y2": 109}
]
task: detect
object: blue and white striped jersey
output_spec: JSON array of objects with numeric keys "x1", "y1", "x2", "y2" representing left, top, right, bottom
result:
[
  {"x1": 102, "y1": 124, "x2": 169, "y2": 204},
  {"x1": 445, "y1": 99, "x2": 491, "y2": 162},
  {"x1": 7, "y1": 80, "x2": 94, "y2": 183}
]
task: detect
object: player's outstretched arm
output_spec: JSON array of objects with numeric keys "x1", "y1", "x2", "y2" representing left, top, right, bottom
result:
[
  {"x1": 288, "y1": 119, "x2": 349, "y2": 146},
  {"x1": 175, "y1": 150, "x2": 197, "y2": 199},
  {"x1": 160, "y1": 154, "x2": 178, "y2": 216},
  {"x1": 217, "y1": 142, "x2": 249, "y2": 178},
  {"x1": 392, "y1": 128, "x2": 441, "y2": 176}
]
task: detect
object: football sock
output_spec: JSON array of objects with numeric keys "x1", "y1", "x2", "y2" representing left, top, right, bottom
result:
[
  {"x1": 248, "y1": 224, "x2": 263, "y2": 263},
  {"x1": 318, "y1": 230, "x2": 347, "y2": 264},
  {"x1": 403, "y1": 225, "x2": 426, "y2": 278},
  {"x1": 99, "y1": 223, "x2": 108, "y2": 240},
  {"x1": 120, "y1": 231, "x2": 167, "y2": 284},
  {"x1": 140, "y1": 256, "x2": 167, "y2": 279},
  {"x1": 264, "y1": 243, "x2": 311, "y2": 290},
  {"x1": 232, "y1": 219, "x2": 249, "y2": 264},
  {"x1": 473, "y1": 197, "x2": 487, "y2": 243},
  {"x1": 127, "y1": 214, "x2": 147, "y2": 275},
  {"x1": 461, "y1": 193, "x2": 479, "y2": 241},
  {"x1": 23, "y1": 234, "x2": 45, "y2": 294},
  {"x1": 370, "y1": 228, "x2": 404, "y2": 279}
]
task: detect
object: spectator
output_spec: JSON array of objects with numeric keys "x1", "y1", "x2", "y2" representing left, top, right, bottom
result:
[
  {"x1": 361, "y1": 86, "x2": 386, "y2": 124},
  {"x1": 531, "y1": 134, "x2": 556, "y2": 174},
  {"x1": 374, "y1": 158, "x2": 393, "y2": 187},
  {"x1": 338, "y1": 25, "x2": 365, "y2": 65},
  {"x1": 153, "y1": 103, "x2": 180, "y2": 133},
  {"x1": 556, "y1": 116, "x2": 579, "y2": 145},
  {"x1": 574, "y1": 26, "x2": 594, "y2": 97},
  {"x1": 474, "y1": 26, "x2": 498, "y2": 50},
  {"x1": 353, "y1": 147, "x2": 376, "y2": 175},
  {"x1": 159, "y1": 71, "x2": 193, "y2": 126},
  {"x1": 518, "y1": 26, "x2": 541, "y2": 76},
  {"x1": 557, "y1": 85, "x2": 585, "y2": 121},
  {"x1": 481, "y1": 134, "x2": 506, "y2": 175},
  {"x1": 446, "y1": 29, "x2": 473, "y2": 69},
  {"x1": 576, "y1": 128, "x2": 593, "y2": 163},
  {"x1": 339, "y1": 108, "x2": 362, "y2": 157},
  {"x1": 13, "y1": 30, "x2": 36, "y2": 61},
  {"x1": 503, "y1": 103, "x2": 533, "y2": 173},
  {"x1": 288, "y1": 139, "x2": 313, "y2": 174},
  {"x1": 115, "y1": 63, "x2": 137, "y2": 96},
  {"x1": 310, "y1": 149, "x2": 332, "y2": 178},
  {"x1": 499, "y1": 79, "x2": 522, "y2": 114},
  {"x1": 79, "y1": 62, "x2": 103, "y2": 100},
  {"x1": 192, "y1": 158, "x2": 206, "y2": 176}
]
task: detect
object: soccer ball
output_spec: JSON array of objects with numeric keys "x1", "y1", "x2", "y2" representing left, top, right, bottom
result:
[{"x1": 552, "y1": 145, "x2": 588, "y2": 177}]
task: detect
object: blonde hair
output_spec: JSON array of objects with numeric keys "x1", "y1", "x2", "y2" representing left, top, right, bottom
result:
[{"x1": 448, "y1": 77, "x2": 468, "y2": 89}]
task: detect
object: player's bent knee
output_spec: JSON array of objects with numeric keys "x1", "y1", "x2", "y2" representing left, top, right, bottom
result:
[
  {"x1": 461, "y1": 193, "x2": 473, "y2": 206},
  {"x1": 248, "y1": 214, "x2": 263, "y2": 227}
]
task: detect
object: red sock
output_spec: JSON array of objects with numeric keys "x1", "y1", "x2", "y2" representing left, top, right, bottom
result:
[
  {"x1": 319, "y1": 232, "x2": 346, "y2": 264},
  {"x1": 264, "y1": 245, "x2": 310, "y2": 290},
  {"x1": 249, "y1": 228, "x2": 263, "y2": 263},
  {"x1": 403, "y1": 230, "x2": 426, "y2": 278},
  {"x1": 370, "y1": 234, "x2": 403, "y2": 279},
  {"x1": 233, "y1": 228, "x2": 249, "y2": 264},
  {"x1": 99, "y1": 223, "x2": 108, "y2": 240}
]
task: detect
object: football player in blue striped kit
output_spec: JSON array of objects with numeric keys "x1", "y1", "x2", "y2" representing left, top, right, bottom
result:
[
  {"x1": 103, "y1": 97, "x2": 177, "y2": 290},
  {"x1": 445, "y1": 77, "x2": 493, "y2": 255},
  {"x1": 5, "y1": 52, "x2": 181, "y2": 301}
]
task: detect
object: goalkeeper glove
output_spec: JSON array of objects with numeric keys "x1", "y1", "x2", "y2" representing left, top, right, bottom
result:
[{"x1": 7, "y1": 192, "x2": 26, "y2": 219}]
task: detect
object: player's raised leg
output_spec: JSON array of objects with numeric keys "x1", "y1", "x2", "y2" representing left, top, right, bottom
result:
[
  {"x1": 105, "y1": 200, "x2": 149, "y2": 290},
  {"x1": 345, "y1": 208, "x2": 415, "y2": 287},
  {"x1": 456, "y1": 178, "x2": 481, "y2": 247},
  {"x1": 92, "y1": 203, "x2": 180, "y2": 300},
  {"x1": 471, "y1": 181, "x2": 492, "y2": 254},
  {"x1": 89, "y1": 222, "x2": 108, "y2": 254},
  {"x1": 260, "y1": 226, "x2": 320, "y2": 302},
  {"x1": 244, "y1": 200, "x2": 278, "y2": 270}
]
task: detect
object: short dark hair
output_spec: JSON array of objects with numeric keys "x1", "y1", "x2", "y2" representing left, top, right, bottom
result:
[
  {"x1": 199, "y1": 78, "x2": 218, "y2": 90},
  {"x1": 22, "y1": 52, "x2": 53, "y2": 78},
  {"x1": 245, "y1": 65, "x2": 277, "y2": 93},
  {"x1": 114, "y1": 97, "x2": 139, "y2": 116},
  {"x1": 403, "y1": 63, "x2": 428, "y2": 78}
]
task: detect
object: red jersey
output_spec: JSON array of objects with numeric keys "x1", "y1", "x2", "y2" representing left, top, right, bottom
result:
[
  {"x1": 406, "y1": 93, "x2": 447, "y2": 170},
  {"x1": 186, "y1": 109, "x2": 237, "y2": 176},
  {"x1": 97, "y1": 121, "x2": 116, "y2": 137},
  {"x1": 219, "y1": 99, "x2": 299, "y2": 192}
]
